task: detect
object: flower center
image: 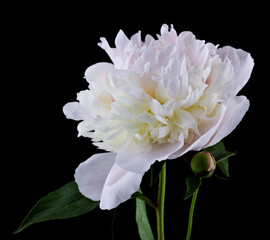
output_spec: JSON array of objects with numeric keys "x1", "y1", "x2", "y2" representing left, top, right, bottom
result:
[{"x1": 91, "y1": 89, "x2": 219, "y2": 152}]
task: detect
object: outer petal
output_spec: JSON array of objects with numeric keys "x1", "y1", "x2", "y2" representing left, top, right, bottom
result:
[
  {"x1": 115, "y1": 30, "x2": 129, "y2": 50},
  {"x1": 75, "y1": 152, "x2": 144, "y2": 210},
  {"x1": 63, "y1": 90, "x2": 97, "y2": 121},
  {"x1": 206, "y1": 96, "x2": 249, "y2": 147},
  {"x1": 100, "y1": 163, "x2": 144, "y2": 210},
  {"x1": 63, "y1": 102, "x2": 83, "y2": 121},
  {"x1": 217, "y1": 46, "x2": 254, "y2": 95},
  {"x1": 74, "y1": 153, "x2": 116, "y2": 201},
  {"x1": 84, "y1": 62, "x2": 114, "y2": 104},
  {"x1": 116, "y1": 135, "x2": 184, "y2": 173},
  {"x1": 168, "y1": 104, "x2": 227, "y2": 159},
  {"x1": 77, "y1": 120, "x2": 94, "y2": 138},
  {"x1": 159, "y1": 24, "x2": 178, "y2": 45},
  {"x1": 98, "y1": 31, "x2": 129, "y2": 69}
]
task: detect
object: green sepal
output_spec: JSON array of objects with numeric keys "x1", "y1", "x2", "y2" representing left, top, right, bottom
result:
[{"x1": 203, "y1": 141, "x2": 235, "y2": 177}]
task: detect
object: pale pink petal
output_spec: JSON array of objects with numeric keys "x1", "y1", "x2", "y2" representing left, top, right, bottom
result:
[
  {"x1": 84, "y1": 62, "x2": 114, "y2": 104},
  {"x1": 168, "y1": 104, "x2": 227, "y2": 159},
  {"x1": 63, "y1": 102, "x2": 83, "y2": 121},
  {"x1": 98, "y1": 37, "x2": 115, "y2": 63},
  {"x1": 159, "y1": 24, "x2": 178, "y2": 45},
  {"x1": 100, "y1": 163, "x2": 144, "y2": 210},
  {"x1": 177, "y1": 31, "x2": 209, "y2": 68},
  {"x1": 98, "y1": 31, "x2": 130, "y2": 69},
  {"x1": 63, "y1": 90, "x2": 105, "y2": 122},
  {"x1": 77, "y1": 120, "x2": 94, "y2": 138},
  {"x1": 116, "y1": 135, "x2": 184, "y2": 173},
  {"x1": 130, "y1": 31, "x2": 142, "y2": 46},
  {"x1": 75, "y1": 152, "x2": 144, "y2": 210},
  {"x1": 74, "y1": 153, "x2": 116, "y2": 201},
  {"x1": 206, "y1": 96, "x2": 249, "y2": 147},
  {"x1": 85, "y1": 62, "x2": 113, "y2": 84},
  {"x1": 115, "y1": 30, "x2": 129, "y2": 50},
  {"x1": 185, "y1": 39, "x2": 209, "y2": 69},
  {"x1": 217, "y1": 46, "x2": 254, "y2": 95}
]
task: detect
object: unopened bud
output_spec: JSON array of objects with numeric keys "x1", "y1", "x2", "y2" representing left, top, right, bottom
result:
[{"x1": 191, "y1": 151, "x2": 216, "y2": 178}]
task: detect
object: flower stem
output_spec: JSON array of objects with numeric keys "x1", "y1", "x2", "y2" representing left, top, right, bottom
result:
[
  {"x1": 156, "y1": 162, "x2": 166, "y2": 240},
  {"x1": 186, "y1": 188, "x2": 199, "y2": 240}
]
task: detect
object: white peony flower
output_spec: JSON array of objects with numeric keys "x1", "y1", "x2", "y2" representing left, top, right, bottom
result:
[{"x1": 63, "y1": 24, "x2": 254, "y2": 210}]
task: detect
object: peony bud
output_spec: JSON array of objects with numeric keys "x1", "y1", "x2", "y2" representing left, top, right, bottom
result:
[{"x1": 190, "y1": 152, "x2": 216, "y2": 178}]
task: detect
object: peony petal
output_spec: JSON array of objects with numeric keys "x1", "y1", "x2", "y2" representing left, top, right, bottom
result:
[
  {"x1": 100, "y1": 163, "x2": 144, "y2": 210},
  {"x1": 75, "y1": 152, "x2": 144, "y2": 210},
  {"x1": 63, "y1": 102, "x2": 83, "y2": 121},
  {"x1": 63, "y1": 90, "x2": 107, "y2": 123},
  {"x1": 115, "y1": 30, "x2": 129, "y2": 50},
  {"x1": 85, "y1": 62, "x2": 113, "y2": 85},
  {"x1": 98, "y1": 37, "x2": 115, "y2": 64},
  {"x1": 116, "y1": 135, "x2": 184, "y2": 173},
  {"x1": 84, "y1": 62, "x2": 114, "y2": 104},
  {"x1": 168, "y1": 104, "x2": 227, "y2": 159},
  {"x1": 77, "y1": 120, "x2": 94, "y2": 138},
  {"x1": 159, "y1": 24, "x2": 178, "y2": 45},
  {"x1": 74, "y1": 153, "x2": 116, "y2": 201},
  {"x1": 217, "y1": 46, "x2": 254, "y2": 95},
  {"x1": 206, "y1": 96, "x2": 249, "y2": 147}
]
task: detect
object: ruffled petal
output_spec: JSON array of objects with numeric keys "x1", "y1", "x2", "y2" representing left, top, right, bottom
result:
[
  {"x1": 116, "y1": 135, "x2": 184, "y2": 173},
  {"x1": 168, "y1": 104, "x2": 227, "y2": 159},
  {"x1": 74, "y1": 152, "x2": 144, "y2": 210},
  {"x1": 115, "y1": 30, "x2": 129, "y2": 50},
  {"x1": 84, "y1": 62, "x2": 114, "y2": 104},
  {"x1": 160, "y1": 24, "x2": 178, "y2": 44},
  {"x1": 206, "y1": 96, "x2": 249, "y2": 147},
  {"x1": 98, "y1": 38, "x2": 115, "y2": 64},
  {"x1": 63, "y1": 102, "x2": 83, "y2": 121},
  {"x1": 217, "y1": 46, "x2": 254, "y2": 95},
  {"x1": 74, "y1": 153, "x2": 116, "y2": 201},
  {"x1": 77, "y1": 120, "x2": 94, "y2": 138},
  {"x1": 100, "y1": 163, "x2": 144, "y2": 210}
]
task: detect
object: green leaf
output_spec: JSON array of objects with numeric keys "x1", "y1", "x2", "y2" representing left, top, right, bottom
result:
[
  {"x1": 150, "y1": 161, "x2": 165, "y2": 187},
  {"x1": 203, "y1": 141, "x2": 235, "y2": 177},
  {"x1": 132, "y1": 191, "x2": 157, "y2": 210},
  {"x1": 184, "y1": 176, "x2": 201, "y2": 200},
  {"x1": 15, "y1": 181, "x2": 99, "y2": 233},
  {"x1": 135, "y1": 188, "x2": 155, "y2": 240},
  {"x1": 216, "y1": 158, "x2": 229, "y2": 177},
  {"x1": 203, "y1": 141, "x2": 236, "y2": 163}
]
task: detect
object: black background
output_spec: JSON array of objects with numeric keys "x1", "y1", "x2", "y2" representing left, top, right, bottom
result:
[{"x1": 4, "y1": 2, "x2": 267, "y2": 240}]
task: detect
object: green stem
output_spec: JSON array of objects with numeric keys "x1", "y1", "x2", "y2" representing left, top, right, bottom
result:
[
  {"x1": 111, "y1": 208, "x2": 116, "y2": 240},
  {"x1": 156, "y1": 162, "x2": 166, "y2": 240},
  {"x1": 186, "y1": 188, "x2": 199, "y2": 240}
]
